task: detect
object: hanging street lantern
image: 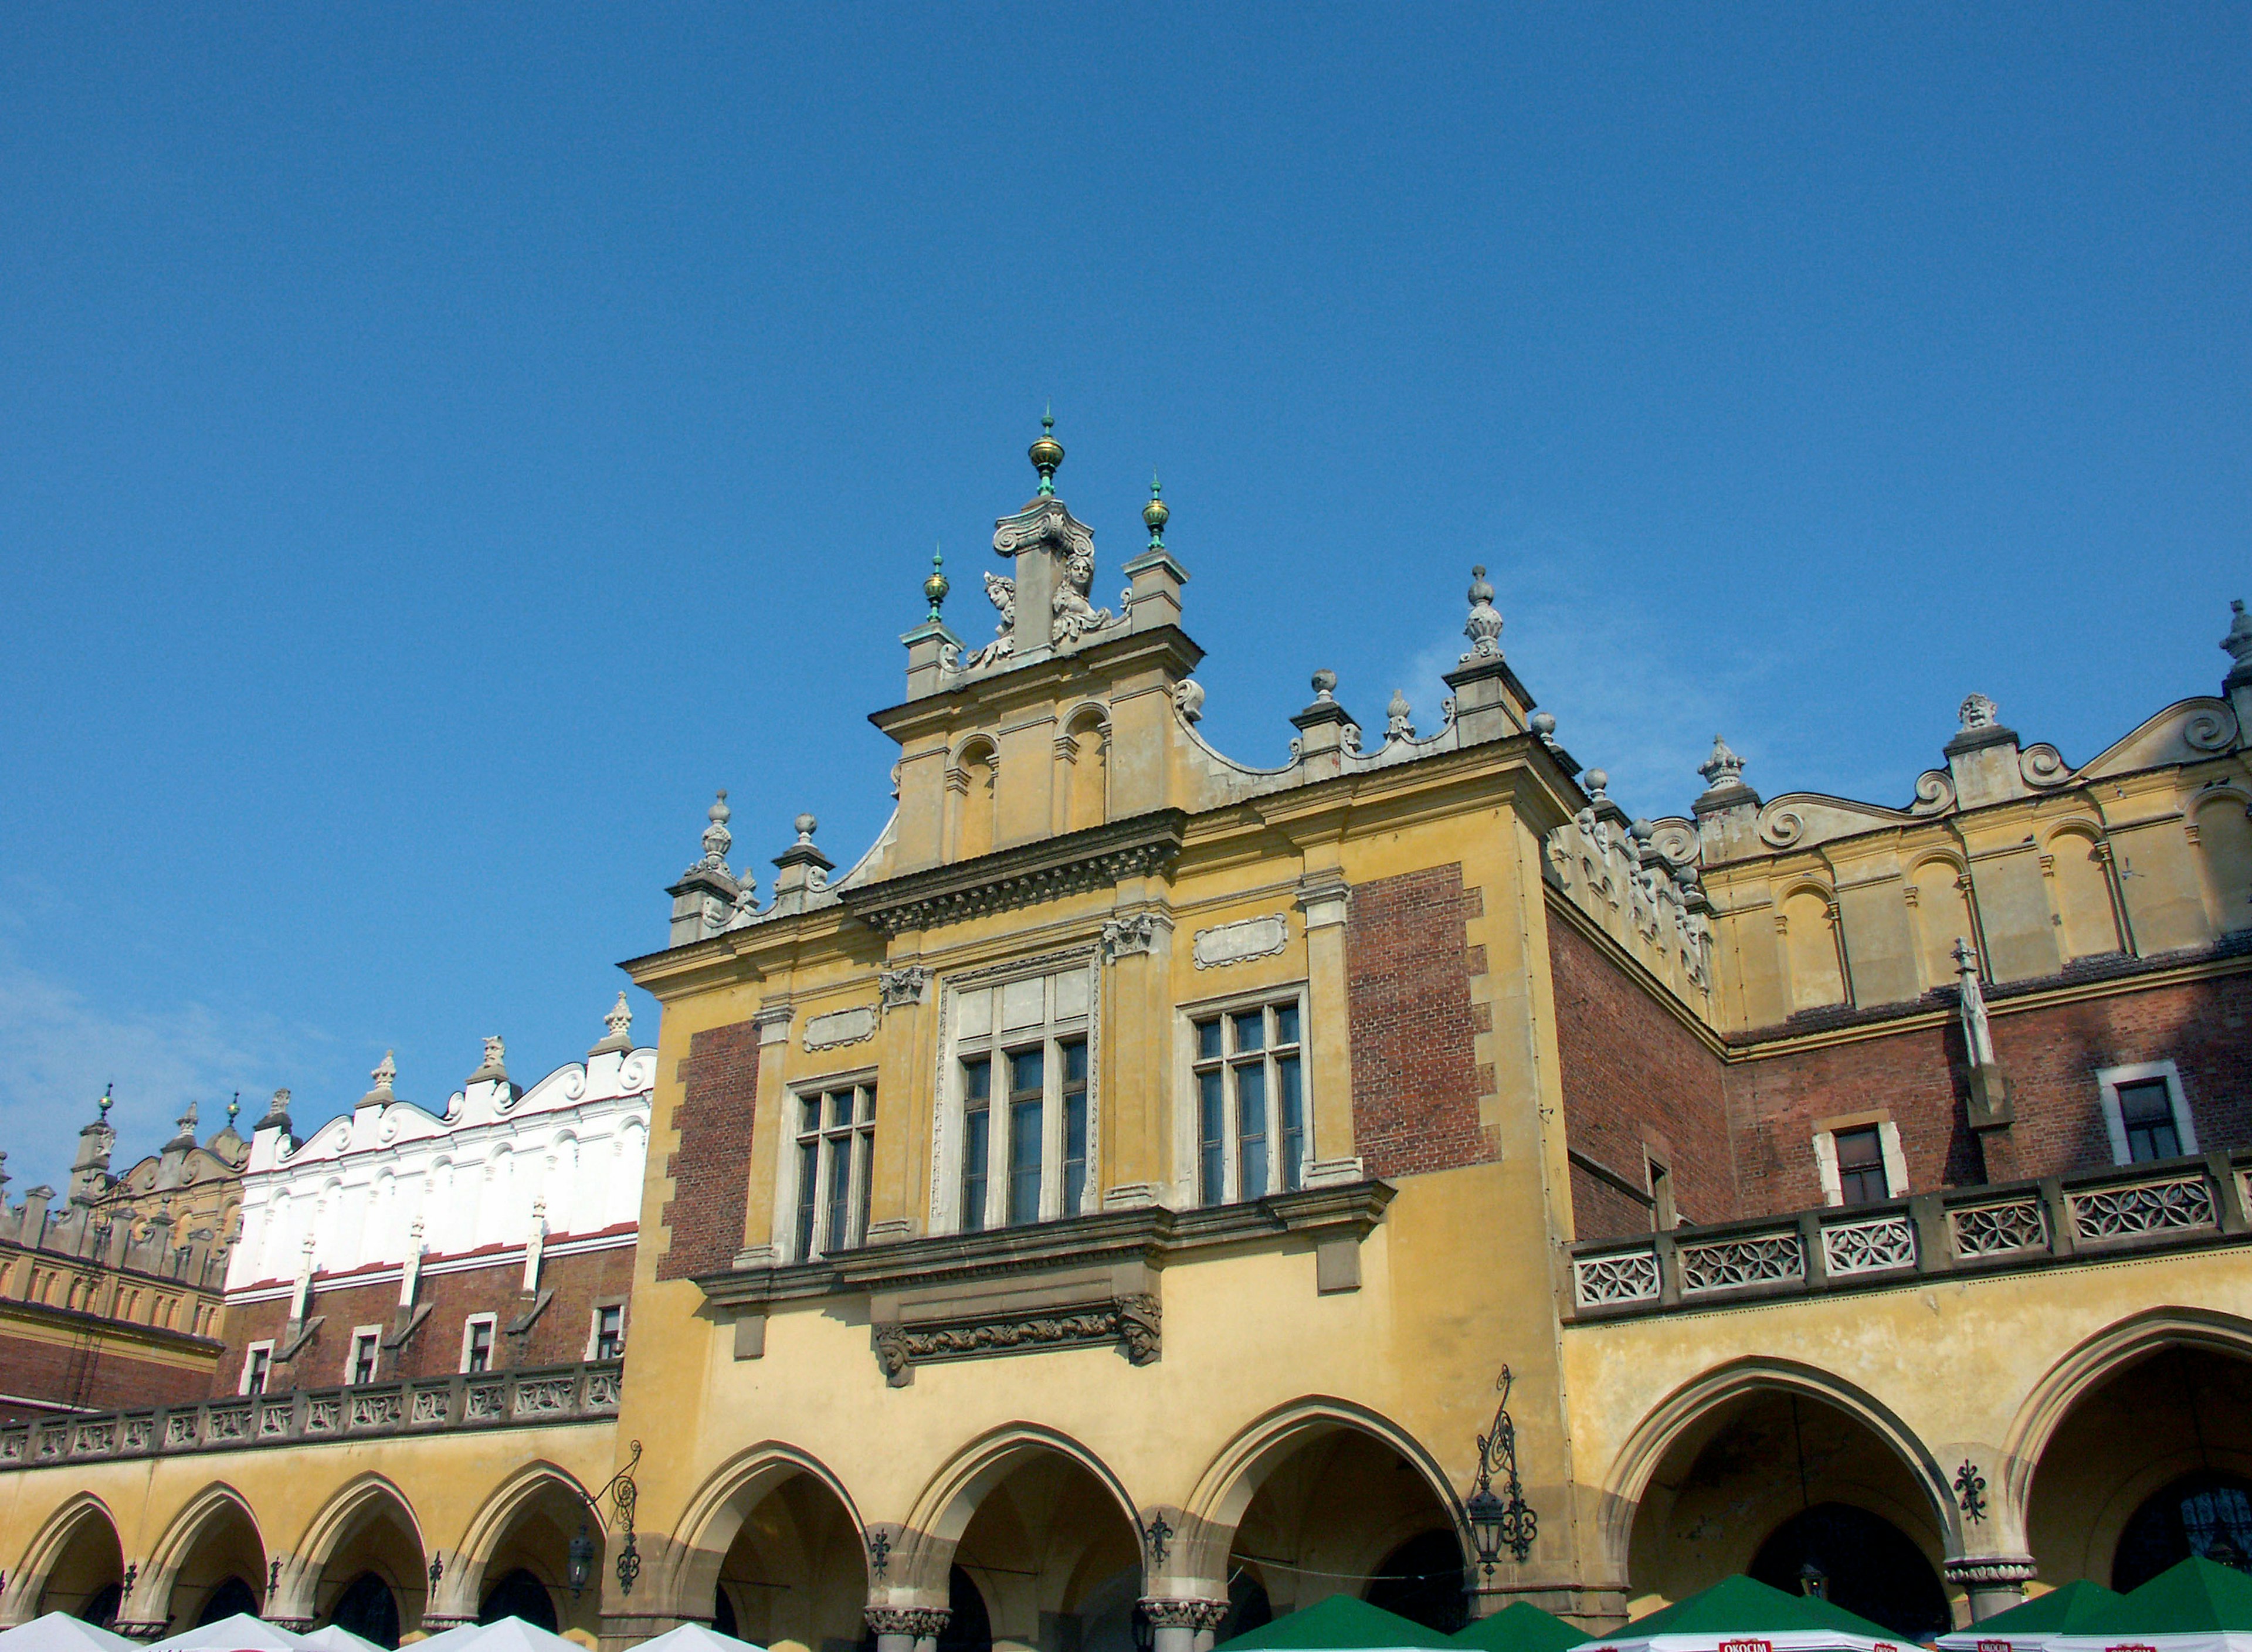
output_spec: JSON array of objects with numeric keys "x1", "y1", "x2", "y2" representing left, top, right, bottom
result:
[{"x1": 1465, "y1": 1368, "x2": 1539, "y2": 1579}]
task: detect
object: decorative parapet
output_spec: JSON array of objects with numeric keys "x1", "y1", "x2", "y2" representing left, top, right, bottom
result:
[
  {"x1": 1568, "y1": 1150, "x2": 2252, "y2": 1319},
  {"x1": 0, "y1": 1359, "x2": 622, "y2": 1471}
]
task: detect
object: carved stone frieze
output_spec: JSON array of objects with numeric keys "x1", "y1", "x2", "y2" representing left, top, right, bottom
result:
[
  {"x1": 1138, "y1": 1599, "x2": 1231, "y2": 1631},
  {"x1": 871, "y1": 1295, "x2": 1161, "y2": 1386},
  {"x1": 865, "y1": 1608, "x2": 952, "y2": 1640},
  {"x1": 1100, "y1": 911, "x2": 1171, "y2": 963}
]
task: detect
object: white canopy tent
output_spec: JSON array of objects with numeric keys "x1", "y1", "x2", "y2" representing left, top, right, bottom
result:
[
  {"x1": 634, "y1": 1625, "x2": 763, "y2": 1652},
  {"x1": 0, "y1": 1614, "x2": 139, "y2": 1652},
  {"x1": 153, "y1": 1615, "x2": 308, "y2": 1652}
]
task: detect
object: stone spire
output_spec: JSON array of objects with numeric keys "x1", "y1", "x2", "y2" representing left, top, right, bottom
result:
[
  {"x1": 1695, "y1": 734, "x2": 1754, "y2": 803},
  {"x1": 67, "y1": 1087, "x2": 117, "y2": 1207},
  {"x1": 358, "y1": 1051, "x2": 398, "y2": 1111},
  {"x1": 669, "y1": 790, "x2": 745, "y2": 948},
  {"x1": 1461, "y1": 565, "x2": 1504, "y2": 661},
  {"x1": 1691, "y1": 733, "x2": 1762, "y2": 863},
  {"x1": 769, "y1": 813, "x2": 835, "y2": 918},
  {"x1": 2223, "y1": 600, "x2": 2252, "y2": 747},
  {"x1": 588, "y1": 991, "x2": 636, "y2": 1058},
  {"x1": 167, "y1": 1100, "x2": 200, "y2": 1152},
  {"x1": 1385, "y1": 689, "x2": 1415, "y2": 743},
  {"x1": 257, "y1": 1087, "x2": 294, "y2": 1136}
]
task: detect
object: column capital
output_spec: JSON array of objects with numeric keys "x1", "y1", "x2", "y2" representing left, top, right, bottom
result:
[
  {"x1": 1944, "y1": 1553, "x2": 2038, "y2": 1586},
  {"x1": 865, "y1": 1606, "x2": 951, "y2": 1639},
  {"x1": 1138, "y1": 1599, "x2": 1231, "y2": 1631}
]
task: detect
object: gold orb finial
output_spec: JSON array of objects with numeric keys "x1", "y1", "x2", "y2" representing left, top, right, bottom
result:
[
  {"x1": 1143, "y1": 470, "x2": 1168, "y2": 547},
  {"x1": 1028, "y1": 404, "x2": 1064, "y2": 496}
]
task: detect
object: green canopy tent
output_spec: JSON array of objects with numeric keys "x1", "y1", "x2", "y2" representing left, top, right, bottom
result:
[
  {"x1": 1451, "y1": 1601, "x2": 1587, "y2": 1652},
  {"x1": 1214, "y1": 1595, "x2": 1458, "y2": 1652},
  {"x1": 1560, "y1": 1575, "x2": 1910, "y2": 1652},
  {"x1": 1936, "y1": 1580, "x2": 2124, "y2": 1652},
  {"x1": 2048, "y1": 1558, "x2": 2252, "y2": 1652}
]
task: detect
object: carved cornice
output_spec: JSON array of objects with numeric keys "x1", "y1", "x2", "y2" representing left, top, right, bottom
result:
[
  {"x1": 696, "y1": 1180, "x2": 1394, "y2": 1311},
  {"x1": 839, "y1": 810, "x2": 1188, "y2": 937},
  {"x1": 1943, "y1": 1555, "x2": 2037, "y2": 1586}
]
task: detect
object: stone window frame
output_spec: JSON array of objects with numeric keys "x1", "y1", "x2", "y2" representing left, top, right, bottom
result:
[
  {"x1": 1810, "y1": 1110, "x2": 1909, "y2": 1207},
  {"x1": 240, "y1": 1340, "x2": 275, "y2": 1397},
  {"x1": 782, "y1": 1072, "x2": 879, "y2": 1263},
  {"x1": 585, "y1": 1298, "x2": 628, "y2": 1362},
  {"x1": 343, "y1": 1324, "x2": 384, "y2": 1386},
  {"x1": 460, "y1": 1313, "x2": 499, "y2": 1375},
  {"x1": 1175, "y1": 979, "x2": 1312, "y2": 1209},
  {"x1": 935, "y1": 960, "x2": 1099, "y2": 1234},
  {"x1": 2096, "y1": 1059, "x2": 2198, "y2": 1166}
]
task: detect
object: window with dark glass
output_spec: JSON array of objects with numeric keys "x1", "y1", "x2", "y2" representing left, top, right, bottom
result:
[
  {"x1": 960, "y1": 1056, "x2": 992, "y2": 1232},
  {"x1": 244, "y1": 1346, "x2": 272, "y2": 1396},
  {"x1": 464, "y1": 1318, "x2": 495, "y2": 1373},
  {"x1": 1834, "y1": 1127, "x2": 1889, "y2": 1206},
  {"x1": 349, "y1": 1330, "x2": 379, "y2": 1385},
  {"x1": 1007, "y1": 1047, "x2": 1045, "y2": 1225},
  {"x1": 1061, "y1": 1039, "x2": 1089, "y2": 1215},
  {"x1": 592, "y1": 1303, "x2": 625, "y2": 1361},
  {"x1": 2118, "y1": 1079, "x2": 2182, "y2": 1162},
  {"x1": 793, "y1": 1083, "x2": 876, "y2": 1261},
  {"x1": 1190, "y1": 996, "x2": 1308, "y2": 1207}
]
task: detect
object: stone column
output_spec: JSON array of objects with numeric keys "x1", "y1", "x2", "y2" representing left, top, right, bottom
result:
[
  {"x1": 1945, "y1": 1554, "x2": 2037, "y2": 1623},
  {"x1": 865, "y1": 1605, "x2": 949, "y2": 1652},
  {"x1": 1139, "y1": 1597, "x2": 1230, "y2": 1652}
]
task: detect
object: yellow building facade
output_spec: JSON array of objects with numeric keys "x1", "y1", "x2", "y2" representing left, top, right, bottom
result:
[{"x1": 2, "y1": 430, "x2": 2248, "y2": 1652}]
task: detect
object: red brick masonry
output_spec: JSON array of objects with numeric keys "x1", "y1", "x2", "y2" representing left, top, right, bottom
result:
[
  {"x1": 1548, "y1": 901, "x2": 2252, "y2": 1240},
  {"x1": 1347, "y1": 864, "x2": 1497, "y2": 1179},
  {"x1": 654, "y1": 1019, "x2": 762, "y2": 1281}
]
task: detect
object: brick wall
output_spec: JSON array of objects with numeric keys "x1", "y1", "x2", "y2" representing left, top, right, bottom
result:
[
  {"x1": 215, "y1": 1241, "x2": 636, "y2": 1395},
  {"x1": 1725, "y1": 971, "x2": 2252, "y2": 1215},
  {"x1": 0, "y1": 1313, "x2": 217, "y2": 1423},
  {"x1": 654, "y1": 1020, "x2": 762, "y2": 1281},
  {"x1": 1346, "y1": 864, "x2": 1497, "y2": 1179},
  {"x1": 1547, "y1": 912, "x2": 1737, "y2": 1239},
  {"x1": 1549, "y1": 904, "x2": 2252, "y2": 1227}
]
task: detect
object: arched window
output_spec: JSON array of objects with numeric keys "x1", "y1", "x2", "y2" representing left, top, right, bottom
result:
[
  {"x1": 1364, "y1": 1529, "x2": 1467, "y2": 1633},
  {"x1": 2195, "y1": 796, "x2": 2252, "y2": 936},
  {"x1": 479, "y1": 1568, "x2": 558, "y2": 1632},
  {"x1": 77, "y1": 1584, "x2": 122, "y2": 1629},
  {"x1": 197, "y1": 1576, "x2": 260, "y2": 1626},
  {"x1": 936, "y1": 1565, "x2": 992, "y2": 1652},
  {"x1": 1749, "y1": 1502, "x2": 1948, "y2": 1642},
  {"x1": 1060, "y1": 711, "x2": 1108, "y2": 834},
  {"x1": 1905, "y1": 859, "x2": 1976, "y2": 993},
  {"x1": 951, "y1": 741, "x2": 999, "y2": 861},
  {"x1": 2115, "y1": 1473, "x2": 2252, "y2": 1592},
  {"x1": 329, "y1": 1573, "x2": 400, "y2": 1648},
  {"x1": 1782, "y1": 888, "x2": 1849, "y2": 1012},
  {"x1": 2048, "y1": 831, "x2": 2122, "y2": 961}
]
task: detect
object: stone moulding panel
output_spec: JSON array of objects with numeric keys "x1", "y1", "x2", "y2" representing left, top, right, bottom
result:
[
  {"x1": 1192, "y1": 914, "x2": 1289, "y2": 969},
  {"x1": 869, "y1": 1262, "x2": 1161, "y2": 1385},
  {"x1": 803, "y1": 1005, "x2": 878, "y2": 1053}
]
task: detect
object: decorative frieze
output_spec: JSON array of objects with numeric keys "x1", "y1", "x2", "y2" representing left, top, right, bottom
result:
[
  {"x1": 1573, "y1": 1252, "x2": 1660, "y2": 1308},
  {"x1": 2069, "y1": 1176, "x2": 2214, "y2": 1240},
  {"x1": 1679, "y1": 1234, "x2": 1804, "y2": 1294},
  {"x1": 879, "y1": 965, "x2": 930, "y2": 1009},
  {"x1": 872, "y1": 1294, "x2": 1160, "y2": 1388},
  {"x1": 1950, "y1": 1198, "x2": 2047, "y2": 1257},
  {"x1": 1100, "y1": 911, "x2": 1171, "y2": 963},
  {"x1": 1822, "y1": 1215, "x2": 1917, "y2": 1277}
]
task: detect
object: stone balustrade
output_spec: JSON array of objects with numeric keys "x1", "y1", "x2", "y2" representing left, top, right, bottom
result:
[
  {"x1": 0, "y1": 1359, "x2": 622, "y2": 1470},
  {"x1": 1569, "y1": 1150, "x2": 2252, "y2": 1317}
]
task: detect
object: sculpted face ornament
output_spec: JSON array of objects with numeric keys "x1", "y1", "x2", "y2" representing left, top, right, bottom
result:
[{"x1": 1050, "y1": 546, "x2": 1115, "y2": 646}]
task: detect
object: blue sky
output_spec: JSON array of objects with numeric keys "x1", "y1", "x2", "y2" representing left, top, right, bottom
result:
[{"x1": 1, "y1": 5, "x2": 2246, "y2": 1186}]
